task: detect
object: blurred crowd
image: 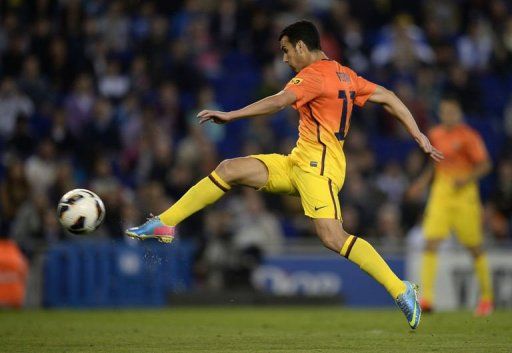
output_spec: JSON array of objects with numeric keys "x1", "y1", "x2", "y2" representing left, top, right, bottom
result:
[{"x1": 1, "y1": 0, "x2": 512, "y2": 288}]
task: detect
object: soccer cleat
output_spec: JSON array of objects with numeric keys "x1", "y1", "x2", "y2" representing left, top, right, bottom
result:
[
  {"x1": 395, "y1": 281, "x2": 422, "y2": 329},
  {"x1": 420, "y1": 298, "x2": 433, "y2": 313},
  {"x1": 125, "y1": 215, "x2": 176, "y2": 244},
  {"x1": 474, "y1": 299, "x2": 493, "y2": 317}
]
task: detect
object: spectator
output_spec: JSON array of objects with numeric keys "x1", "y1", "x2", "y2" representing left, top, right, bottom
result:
[
  {"x1": 375, "y1": 161, "x2": 408, "y2": 204},
  {"x1": 487, "y1": 159, "x2": 512, "y2": 241},
  {"x1": 0, "y1": 78, "x2": 34, "y2": 138},
  {"x1": 98, "y1": 59, "x2": 130, "y2": 100},
  {"x1": 24, "y1": 139, "x2": 58, "y2": 196},
  {"x1": 376, "y1": 203, "x2": 404, "y2": 243},
  {"x1": 18, "y1": 56, "x2": 50, "y2": 107},
  {"x1": 6, "y1": 114, "x2": 33, "y2": 158},
  {"x1": 232, "y1": 189, "x2": 284, "y2": 256},
  {"x1": 0, "y1": 157, "x2": 30, "y2": 234},
  {"x1": 64, "y1": 74, "x2": 96, "y2": 137},
  {"x1": 457, "y1": 18, "x2": 493, "y2": 71},
  {"x1": 11, "y1": 191, "x2": 50, "y2": 256},
  {"x1": 372, "y1": 14, "x2": 435, "y2": 71}
]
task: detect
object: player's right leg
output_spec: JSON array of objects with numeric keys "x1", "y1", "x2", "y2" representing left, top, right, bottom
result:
[
  {"x1": 313, "y1": 219, "x2": 421, "y2": 329},
  {"x1": 419, "y1": 238, "x2": 442, "y2": 312},
  {"x1": 125, "y1": 157, "x2": 269, "y2": 242},
  {"x1": 421, "y1": 194, "x2": 450, "y2": 311}
]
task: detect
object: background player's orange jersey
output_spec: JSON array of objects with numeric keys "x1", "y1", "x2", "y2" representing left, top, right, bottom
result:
[
  {"x1": 428, "y1": 124, "x2": 489, "y2": 182},
  {"x1": 284, "y1": 59, "x2": 376, "y2": 188}
]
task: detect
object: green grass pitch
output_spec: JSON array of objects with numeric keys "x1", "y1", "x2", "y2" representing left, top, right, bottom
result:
[{"x1": 1, "y1": 307, "x2": 511, "y2": 352}]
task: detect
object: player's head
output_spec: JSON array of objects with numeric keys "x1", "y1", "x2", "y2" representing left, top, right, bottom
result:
[
  {"x1": 438, "y1": 95, "x2": 463, "y2": 127},
  {"x1": 279, "y1": 20, "x2": 321, "y2": 72}
]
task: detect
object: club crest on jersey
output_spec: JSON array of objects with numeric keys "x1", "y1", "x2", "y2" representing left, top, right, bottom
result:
[
  {"x1": 290, "y1": 77, "x2": 303, "y2": 85},
  {"x1": 336, "y1": 72, "x2": 350, "y2": 83}
]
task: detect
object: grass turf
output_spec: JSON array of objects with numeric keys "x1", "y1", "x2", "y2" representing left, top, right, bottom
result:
[{"x1": 1, "y1": 307, "x2": 510, "y2": 352}]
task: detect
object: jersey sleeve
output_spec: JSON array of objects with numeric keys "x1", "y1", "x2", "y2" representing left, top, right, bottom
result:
[
  {"x1": 284, "y1": 69, "x2": 324, "y2": 109},
  {"x1": 466, "y1": 130, "x2": 489, "y2": 163},
  {"x1": 353, "y1": 75, "x2": 377, "y2": 107}
]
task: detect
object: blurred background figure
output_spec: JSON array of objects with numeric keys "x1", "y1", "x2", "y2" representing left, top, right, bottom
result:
[
  {"x1": 412, "y1": 97, "x2": 493, "y2": 315},
  {"x1": 0, "y1": 233, "x2": 28, "y2": 309}
]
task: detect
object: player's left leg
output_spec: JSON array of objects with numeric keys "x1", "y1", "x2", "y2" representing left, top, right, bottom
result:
[
  {"x1": 313, "y1": 218, "x2": 420, "y2": 329},
  {"x1": 294, "y1": 169, "x2": 419, "y2": 329},
  {"x1": 314, "y1": 219, "x2": 406, "y2": 298},
  {"x1": 466, "y1": 245, "x2": 494, "y2": 316},
  {"x1": 453, "y1": 201, "x2": 493, "y2": 316}
]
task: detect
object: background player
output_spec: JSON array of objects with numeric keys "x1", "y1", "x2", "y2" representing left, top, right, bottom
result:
[
  {"x1": 411, "y1": 96, "x2": 493, "y2": 316},
  {"x1": 126, "y1": 20, "x2": 443, "y2": 329}
]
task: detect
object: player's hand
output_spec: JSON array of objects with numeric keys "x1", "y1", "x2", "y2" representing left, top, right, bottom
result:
[
  {"x1": 414, "y1": 132, "x2": 444, "y2": 162},
  {"x1": 453, "y1": 177, "x2": 470, "y2": 190},
  {"x1": 197, "y1": 110, "x2": 233, "y2": 124},
  {"x1": 405, "y1": 182, "x2": 425, "y2": 201}
]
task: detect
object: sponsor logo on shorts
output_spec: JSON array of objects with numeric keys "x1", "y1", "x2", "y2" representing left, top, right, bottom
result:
[
  {"x1": 314, "y1": 205, "x2": 328, "y2": 211},
  {"x1": 310, "y1": 161, "x2": 318, "y2": 167}
]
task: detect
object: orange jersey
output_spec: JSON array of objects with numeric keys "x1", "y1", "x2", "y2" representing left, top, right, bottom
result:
[
  {"x1": 429, "y1": 123, "x2": 489, "y2": 182},
  {"x1": 284, "y1": 59, "x2": 377, "y2": 187},
  {"x1": 0, "y1": 240, "x2": 28, "y2": 308}
]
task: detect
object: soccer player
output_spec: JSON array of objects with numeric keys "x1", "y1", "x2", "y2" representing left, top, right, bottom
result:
[
  {"x1": 412, "y1": 96, "x2": 493, "y2": 316},
  {"x1": 126, "y1": 20, "x2": 443, "y2": 329}
]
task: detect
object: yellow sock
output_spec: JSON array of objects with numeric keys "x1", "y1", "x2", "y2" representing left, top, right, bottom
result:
[
  {"x1": 340, "y1": 235, "x2": 406, "y2": 299},
  {"x1": 420, "y1": 250, "x2": 438, "y2": 304},
  {"x1": 475, "y1": 254, "x2": 493, "y2": 302},
  {"x1": 159, "y1": 171, "x2": 231, "y2": 226}
]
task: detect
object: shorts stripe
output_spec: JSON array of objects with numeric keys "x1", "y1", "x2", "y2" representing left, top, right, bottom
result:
[
  {"x1": 328, "y1": 179, "x2": 338, "y2": 219},
  {"x1": 308, "y1": 104, "x2": 326, "y2": 176}
]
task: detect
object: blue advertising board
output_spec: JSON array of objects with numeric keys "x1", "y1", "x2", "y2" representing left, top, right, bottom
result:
[
  {"x1": 253, "y1": 254, "x2": 405, "y2": 307},
  {"x1": 43, "y1": 240, "x2": 195, "y2": 307}
]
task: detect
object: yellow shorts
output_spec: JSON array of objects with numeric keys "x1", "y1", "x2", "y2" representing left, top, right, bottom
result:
[
  {"x1": 422, "y1": 182, "x2": 483, "y2": 247},
  {"x1": 251, "y1": 154, "x2": 341, "y2": 220}
]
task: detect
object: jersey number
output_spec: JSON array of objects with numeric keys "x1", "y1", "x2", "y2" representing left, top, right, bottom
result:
[{"x1": 335, "y1": 90, "x2": 355, "y2": 141}]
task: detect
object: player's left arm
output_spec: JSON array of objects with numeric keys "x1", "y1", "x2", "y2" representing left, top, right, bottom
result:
[
  {"x1": 454, "y1": 132, "x2": 492, "y2": 188},
  {"x1": 455, "y1": 159, "x2": 492, "y2": 188},
  {"x1": 368, "y1": 85, "x2": 444, "y2": 162},
  {"x1": 197, "y1": 90, "x2": 296, "y2": 124}
]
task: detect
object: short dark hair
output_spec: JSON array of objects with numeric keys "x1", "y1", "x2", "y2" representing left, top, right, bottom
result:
[
  {"x1": 278, "y1": 20, "x2": 321, "y2": 51},
  {"x1": 440, "y1": 92, "x2": 461, "y2": 105}
]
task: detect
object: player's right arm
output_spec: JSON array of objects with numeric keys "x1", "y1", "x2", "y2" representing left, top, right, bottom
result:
[
  {"x1": 197, "y1": 90, "x2": 297, "y2": 124},
  {"x1": 406, "y1": 164, "x2": 434, "y2": 200},
  {"x1": 198, "y1": 67, "x2": 322, "y2": 124},
  {"x1": 368, "y1": 86, "x2": 444, "y2": 162}
]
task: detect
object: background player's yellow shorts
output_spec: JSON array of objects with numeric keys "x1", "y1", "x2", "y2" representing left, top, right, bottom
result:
[
  {"x1": 251, "y1": 154, "x2": 341, "y2": 220},
  {"x1": 423, "y1": 181, "x2": 483, "y2": 247}
]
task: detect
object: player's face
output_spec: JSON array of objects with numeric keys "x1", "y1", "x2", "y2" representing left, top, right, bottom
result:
[
  {"x1": 439, "y1": 100, "x2": 463, "y2": 127},
  {"x1": 280, "y1": 36, "x2": 303, "y2": 72}
]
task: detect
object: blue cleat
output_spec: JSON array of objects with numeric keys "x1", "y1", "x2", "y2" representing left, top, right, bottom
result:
[
  {"x1": 125, "y1": 215, "x2": 176, "y2": 244},
  {"x1": 395, "y1": 281, "x2": 421, "y2": 329}
]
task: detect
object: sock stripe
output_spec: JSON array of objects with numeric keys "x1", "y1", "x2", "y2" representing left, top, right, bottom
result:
[
  {"x1": 208, "y1": 174, "x2": 229, "y2": 192},
  {"x1": 344, "y1": 236, "x2": 358, "y2": 259}
]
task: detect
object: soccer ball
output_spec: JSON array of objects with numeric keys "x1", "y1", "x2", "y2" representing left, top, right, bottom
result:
[{"x1": 57, "y1": 189, "x2": 106, "y2": 234}]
